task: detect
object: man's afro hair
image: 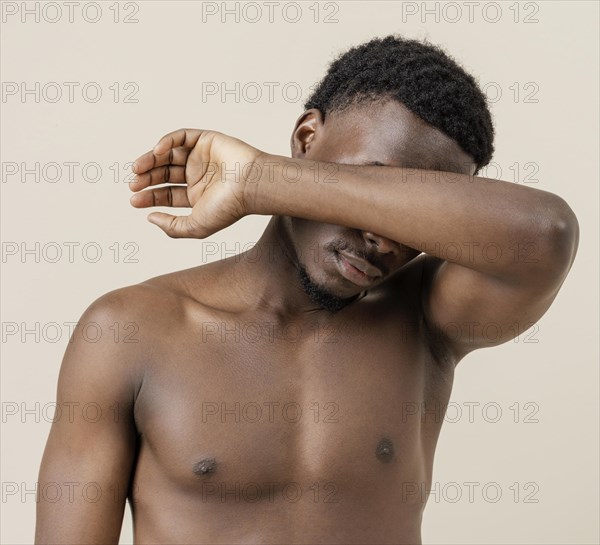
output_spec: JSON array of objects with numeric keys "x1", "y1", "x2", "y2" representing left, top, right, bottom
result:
[{"x1": 304, "y1": 35, "x2": 495, "y2": 173}]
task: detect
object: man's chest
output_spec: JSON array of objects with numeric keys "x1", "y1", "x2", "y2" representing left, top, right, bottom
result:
[{"x1": 131, "y1": 311, "x2": 452, "y2": 500}]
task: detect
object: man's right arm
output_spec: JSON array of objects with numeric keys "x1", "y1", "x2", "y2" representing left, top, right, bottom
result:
[{"x1": 35, "y1": 291, "x2": 143, "y2": 544}]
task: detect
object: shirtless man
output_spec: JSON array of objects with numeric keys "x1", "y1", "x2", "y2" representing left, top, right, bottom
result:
[{"x1": 35, "y1": 36, "x2": 579, "y2": 544}]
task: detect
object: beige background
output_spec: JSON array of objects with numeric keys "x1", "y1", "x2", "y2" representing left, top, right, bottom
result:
[{"x1": 1, "y1": 1, "x2": 598, "y2": 543}]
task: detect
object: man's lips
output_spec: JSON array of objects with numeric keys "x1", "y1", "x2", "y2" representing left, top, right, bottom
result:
[{"x1": 337, "y1": 250, "x2": 383, "y2": 279}]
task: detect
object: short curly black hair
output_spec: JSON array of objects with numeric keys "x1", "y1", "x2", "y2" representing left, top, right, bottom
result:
[{"x1": 304, "y1": 35, "x2": 494, "y2": 173}]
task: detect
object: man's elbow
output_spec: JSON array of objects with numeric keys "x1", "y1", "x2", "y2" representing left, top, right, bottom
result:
[
  {"x1": 548, "y1": 196, "x2": 579, "y2": 268},
  {"x1": 534, "y1": 195, "x2": 580, "y2": 284}
]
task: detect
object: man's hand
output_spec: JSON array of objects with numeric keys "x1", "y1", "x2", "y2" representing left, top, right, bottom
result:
[{"x1": 130, "y1": 128, "x2": 263, "y2": 238}]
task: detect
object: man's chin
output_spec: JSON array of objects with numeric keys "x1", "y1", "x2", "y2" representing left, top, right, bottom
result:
[{"x1": 296, "y1": 264, "x2": 360, "y2": 313}]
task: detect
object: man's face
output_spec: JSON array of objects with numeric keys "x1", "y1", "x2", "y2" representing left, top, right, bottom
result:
[{"x1": 284, "y1": 98, "x2": 476, "y2": 311}]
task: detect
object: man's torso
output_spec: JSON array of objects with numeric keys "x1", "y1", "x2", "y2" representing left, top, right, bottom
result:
[{"x1": 124, "y1": 254, "x2": 455, "y2": 544}]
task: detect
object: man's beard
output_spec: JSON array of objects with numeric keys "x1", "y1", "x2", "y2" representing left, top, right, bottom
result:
[{"x1": 296, "y1": 262, "x2": 360, "y2": 314}]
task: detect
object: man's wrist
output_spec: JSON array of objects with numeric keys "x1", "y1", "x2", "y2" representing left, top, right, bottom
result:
[
  {"x1": 244, "y1": 151, "x2": 283, "y2": 216},
  {"x1": 244, "y1": 152, "x2": 338, "y2": 219}
]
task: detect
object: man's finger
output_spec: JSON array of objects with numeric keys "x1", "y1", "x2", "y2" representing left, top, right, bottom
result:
[
  {"x1": 147, "y1": 212, "x2": 206, "y2": 239},
  {"x1": 153, "y1": 129, "x2": 203, "y2": 155},
  {"x1": 130, "y1": 166, "x2": 186, "y2": 191},
  {"x1": 130, "y1": 186, "x2": 191, "y2": 208},
  {"x1": 132, "y1": 147, "x2": 190, "y2": 174}
]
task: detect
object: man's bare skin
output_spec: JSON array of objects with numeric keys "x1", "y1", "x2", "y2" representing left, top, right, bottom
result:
[{"x1": 35, "y1": 99, "x2": 579, "y2": 544}]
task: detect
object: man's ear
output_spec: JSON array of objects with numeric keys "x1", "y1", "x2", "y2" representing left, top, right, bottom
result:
[{"x1": 290, "y1": 108, "x2": 324, "y2": 158}]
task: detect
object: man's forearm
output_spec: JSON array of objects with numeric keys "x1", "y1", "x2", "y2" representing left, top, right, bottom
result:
[{"x1": 250, "y1": 153, "x2": 578, "y2": 282}]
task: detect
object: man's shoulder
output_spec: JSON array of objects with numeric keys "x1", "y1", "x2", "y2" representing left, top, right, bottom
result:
[{"x1": 82, "y1": 263, "x2": 219, "y2": 327}]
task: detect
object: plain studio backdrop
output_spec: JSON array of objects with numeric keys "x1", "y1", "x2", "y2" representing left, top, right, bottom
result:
[{"x1": 1, "y1": 1, "x2": 598, "y2": 543}]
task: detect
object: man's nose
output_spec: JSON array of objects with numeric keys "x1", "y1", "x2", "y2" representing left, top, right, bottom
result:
[{"x1": 361, "y1": 230, "x2": 400, "y2": 255}]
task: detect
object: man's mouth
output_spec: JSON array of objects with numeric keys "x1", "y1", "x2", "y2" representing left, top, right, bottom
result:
[{"x1": 336, "y1": 250, "x2": 382, "y2": 286}]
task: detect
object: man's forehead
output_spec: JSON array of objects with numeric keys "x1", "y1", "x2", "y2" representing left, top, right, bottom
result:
[{"x1": 325, "y1": 99, "x2": 476, "y2": 175}]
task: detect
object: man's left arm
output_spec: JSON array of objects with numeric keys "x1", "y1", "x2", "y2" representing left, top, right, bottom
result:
[
  {"x1": 250, "y1": 154, "x2": 579, "y2": 361},
  {"x1": 130, "y1": 130, "x2": 580, "y2": 362}
]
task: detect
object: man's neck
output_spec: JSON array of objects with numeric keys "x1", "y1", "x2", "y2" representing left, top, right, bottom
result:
[{"x1": 224, "y1": 216, "x2": 361, "y2": 320}]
